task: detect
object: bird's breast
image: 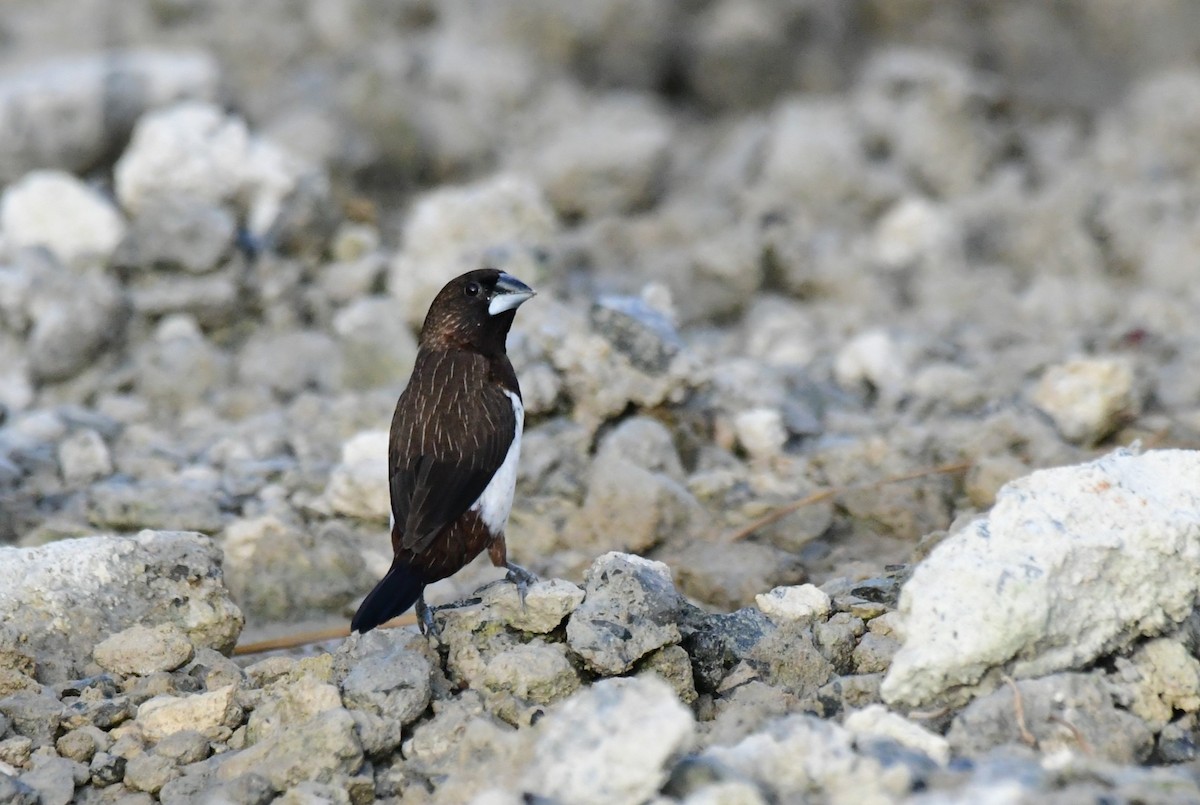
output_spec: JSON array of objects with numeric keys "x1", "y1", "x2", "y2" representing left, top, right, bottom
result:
[{"x1": 471, "y1": 389, "x2": 523, "y2": 534}]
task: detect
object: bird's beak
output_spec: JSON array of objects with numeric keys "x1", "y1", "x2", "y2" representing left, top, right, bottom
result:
[{"x1": 488, "y1": 273, "x2": 537, "y2": 316}]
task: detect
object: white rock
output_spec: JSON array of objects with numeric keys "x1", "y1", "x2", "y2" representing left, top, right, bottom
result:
[
  {"x1": 137, "y1": 684, "x2": 239, "y2": 741},
  {"x1": 56, "y1": 428, "x2": 113, "y2": 485},
  {"x1": 733, "y1": 408, "x2": 788, "y2": 460},
  {"x1": 1123, "y1": 637, "x2": 1200, "y2": 731},
  {"x1": 521, "y1": 676, "x2": 694, "y2": 805},
  {"x1": 1031, "y1": 356, "x2": 1140, "y2": 445},
  {"x1": 871, "y1": 197, "x2": 957, "y2": 271},
  {"x1": 882, "y1": 449, "x2": 1200, "y2": 708},
  {"x1": 93, "y1": 623, "x2": 194, "y2": 676},
  {"x1": 388, "y1": 174, "x2": 557, "y2": 327},
  {"x1": 324, "y1": 430, "x2": 390, "y2": 522},
  {"x1": 755, "y1": 584, "x2": 831, "y2": 625},
  {"x1": 114, "y1": 101, "x2": 304, "y2": 235},
  {"x1": 0, "y1": 171, "x2": 126, "y2": 265},
  {"x1": 843, "y1": 704, "x2": 950, "y2": 765},
  {"x1": 834, "y1": 329, "x2": 909, "y2": 402}
]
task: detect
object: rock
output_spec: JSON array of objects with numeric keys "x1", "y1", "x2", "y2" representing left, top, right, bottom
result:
[
  {"x1": 245, "y1": 675, "x2": 343, "y2": 746},
  {"x1": 331, "y1": 297, "x2": 419, "y2": 391},
  {"x1": 814, "y1": 614, "x2": 866, "y2": 675},
  {"x1": 440, "y1": 578, "x2": 585, "y2": 635},
  {"x1": 732, "y1": 408, "x2": 788, "y2": 460},
  {"x1": 1, "y1": 171, "x2": 126, "y2": 266},
  {"x1": 1030, "y1": 357, "x2": 1141, "y2": 445},
  {"x1": 222, "y1": 516, "x2": 366, "y2": 622},
  {"x1": 123, "y1": 752, "x2": 177, "y2": 794},
  {"x1": 0, "y1": 773, "x2": 38, "y2": 805},
  {"x1": 514, "y1": 94, "x2": 672, "y2": 219},
  {"x1": 127, "y1": 265, "x2": 242, "y2": 329},
  {"x1": 589, "y1": 294, "x2": 683, "y2": 376},
  {"x1": 700, "y1": 714, "x2": 901, "y2": 803},
  {"x1": 236, "y1": 330, "x2": 343, "y2": 399},
  {"x1": 638, "y1": 644, "x2": 698, "y2": 705},
  {"x1": 566, "y1": 553, "x2": 682, "y2": 675},
  {"x1": 323, "y1": 430, "x2": 389, "y2": 522},
  {"x1": 55, "y1": 727, "x2": 105, "y2": 763},
  {"x1": 685, "y1": 0, "x2": 796, "y2": 111},
  {"x1": 0, "y1": 531, "x2": 243, "y2": 682},
  {"x1": 0, "y1": 693, "x2": 63, "y2": 747},
  {"x1": 755, "y1": 584, "x2": 832, "y2": 626},
  {"x1": 479, "y1": 641, "x2": 581, "y2": 725},
  {"x1": 93, "y1": 624, "x2": 195, "y2": 676},
  {"x1": 114, "y1": 101, "x2": 304, "y2": 236},
  {"x1": 683, "y1": 606, "x2": 776, "y2": 695},
  {"x1": 1119, "y1": 637, "x2": 1200, "y2": 731},
  {"x1": 852, "y1": 633, "x2": 900, "y2": 675},
  {"x1": 26, "y1": 267, "x2": 126, "y2": 384},
  {"x1": 133, "y1": 315, "x2": 230, "y2": 413},
  {"x1": 153, "y1": 730, "x2": 211, "y2": 765},
  {"x1": 947, "y1": 673, "x2": 1154, "y2": 764},
  {"x1": 833, "y1": 328, "x2": 911, "y2": 403},
  {"x1": 56, "y1": 428, "x2": 113, "y2": 484},
  {"x1": 0, "y1": 50, "x2": 219, "y2": 184},
  {"x1": 883, "y1": 449, "x2": 1200, "y2": 708},
  {"x1": 17, "y1": 756, "x2": 83, "y2": 805},
  {"x1": 669, "y1": 540, "x2": 806, "y2": 612},
  {"x1": 0, "y1": 735, "x2": 32, "y2": 767},
  {"x1": 387, "y1": 174, "x2": 557, "y2": 328},
  {"x1": 200, "y1": 772, "x2": 274, "y2": 805},
  {"x1": 338, "y1": 638, "x2": 432, "y2": 754},
  {"x1": 136, "y1": 684, "x2": 240, "y2": 741},
  {"x1": 843, "y1": 704, "x2": 950, "y2": 765},
  {"x1": 87, "y1": 478, "x2": 225, "y2": 533},
  {"x1": 88, "y1": 751, "x2": 125, "y2": 787},
  {"x1": 744, "y1": 622, "x2": 834, "y2": 700},
  {"x1": 112, "y1": 197, "x2": 235, "y2": 274},
  {"x1": 521, "y1": 676, "x2": 694, "y2": 805},
  {"x1": 217, "y1": 709, "x2": 364, "y2": 792}
]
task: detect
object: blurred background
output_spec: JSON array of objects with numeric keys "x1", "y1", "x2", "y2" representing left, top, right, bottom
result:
[{"x1": 2, "y1": 0, "x2": 1199, "y2": 633}]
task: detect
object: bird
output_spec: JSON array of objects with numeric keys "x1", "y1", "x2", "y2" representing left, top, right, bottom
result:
[{"x1": 351, "y1": 268, "x2": 537, "y2": 635}]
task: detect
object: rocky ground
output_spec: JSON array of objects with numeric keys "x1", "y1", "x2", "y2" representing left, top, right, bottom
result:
[{"x1": 3, "y1": 1, "x2": 1200, "y2": 803}]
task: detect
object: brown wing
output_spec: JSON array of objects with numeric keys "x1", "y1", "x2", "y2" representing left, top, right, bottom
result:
[{"x1": 388, "y1": 350, "x2": 518, "y2": 555}]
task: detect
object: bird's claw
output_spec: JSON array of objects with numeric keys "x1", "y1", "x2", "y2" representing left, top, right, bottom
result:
[
  {"x1": 415, "y1": 595, "x2": 440, "y2": 639},
  {"x1": 504, "y1": 562, "x2": 538, "y2": 612}
]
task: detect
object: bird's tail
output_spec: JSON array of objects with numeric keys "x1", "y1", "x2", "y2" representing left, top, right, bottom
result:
[{"x1": 351, "y1": 562, "x2": 425, "y2": 634}]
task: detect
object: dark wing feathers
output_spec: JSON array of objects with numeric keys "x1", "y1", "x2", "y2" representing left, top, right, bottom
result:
[{"x1": 389, "y1": 350, "x2": 517, "y2": 554}]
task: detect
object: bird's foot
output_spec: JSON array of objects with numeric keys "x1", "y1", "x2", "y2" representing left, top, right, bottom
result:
[
  {"x1": 504, "y1": 562, "x2": 538, "y2": 612},
  {"x1": 415, "y1": 594, "x2": 440, "y2": 639}
]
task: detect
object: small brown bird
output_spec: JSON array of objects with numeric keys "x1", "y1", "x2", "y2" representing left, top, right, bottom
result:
[{"x1": 351, "y1": 269, "x2": 536, "y2": 634}]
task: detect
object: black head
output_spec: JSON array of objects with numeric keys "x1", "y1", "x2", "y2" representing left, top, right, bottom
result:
[{"x1": 420, "y1": 269, "x2": 536, "y2": 353}]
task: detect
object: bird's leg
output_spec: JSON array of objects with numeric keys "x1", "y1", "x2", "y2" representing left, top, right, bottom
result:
[
  {"x1": 414, "y1": 593, "x2": 440, "y2": 638},
  {"x1": 504, "y1": 562, "x2": 538, "y2": 611}
]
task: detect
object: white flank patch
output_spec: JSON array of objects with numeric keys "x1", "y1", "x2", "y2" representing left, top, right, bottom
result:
[{"x1": 472, "y1": 390, "x2": 524, "y2": 533}]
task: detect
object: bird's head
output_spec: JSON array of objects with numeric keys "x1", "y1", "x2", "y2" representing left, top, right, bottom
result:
[{"x1": 419, "y1": 269, "x2": 536, "y2": 353}]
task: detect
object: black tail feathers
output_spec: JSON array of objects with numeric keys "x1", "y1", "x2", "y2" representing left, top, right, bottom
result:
[{"x1": 351, "y1": 562, "x2": 425, "y2": 634}]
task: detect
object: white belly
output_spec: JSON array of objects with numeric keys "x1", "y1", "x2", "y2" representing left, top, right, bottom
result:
[{"x1": 471, "y1": 390, "x2": 523, "y2": 533}]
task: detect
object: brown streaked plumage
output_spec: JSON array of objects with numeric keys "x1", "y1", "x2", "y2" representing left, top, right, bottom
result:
[{"x1": 351, "y1": 269, "x2": 536, "y2": 635}]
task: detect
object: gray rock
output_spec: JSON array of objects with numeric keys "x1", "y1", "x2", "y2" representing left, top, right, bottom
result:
[
  {"x1": 56, "y1": 428, "x2": 113, "y2": 484},
  {"x1": 26, "y1": 267, "x2": 126, "y2": 384},
  {"x1": 93, "y1": 624, "x2": 195, "y2": 676},
  {"x1": 0, "y1": 772, "x2": 38, "y2": 805},
  {"x1": 685, "y1": 0, "x2": 797, "y2": 111},
  {"x1": 88, "y1": 752, "x2": 125, "y2": 787},
  {"x1": 0, "y1": 693, "x2": 63, "y2": 747},
  {"x1": 55, "y1": 726, "x2": 105, "y2": 763},
  {"x1": 0, "y1": 530, "x2": 243, "y2": 682},
  {"x1": 127, "y1": 264, "x2": 243, "y2": 329},
  {"x1": 217, "y1": 708, "x2": 364, "y2": 792},
  {"x1": 948, "y1": 673, "x2": 1154, "y2": 764},
  {"x1": 0, "y1": 50, "x2": 219, "y2": 184},
  {"x1": 199, "y1": 772, "x2": 274, "y2": 805},
  {"x1": 637, "y1": 644, "x2": 698, "y2": 705},
  {"x1": 566, "y1": 552, "x2": 682, "y2": 675},
  {"x1": 113, "y1": 198, "x2": 235, "y2": 275},
  {"x1": 154, "y1": 730, "x2": 211, "y2": 765},
  {"x1": 236, "y1": 330, "x2": 344, "y2": 399},
  {"x1": 338, "y1": 637, "x2": 432, "y2": 754},
  {"x1": 87, "y1": 478, "x2": 225, "y2": 534},
  {"x1": 331, "y1": 296, "x2": 419, "y2": 391},
  {"x1": 222, "y1": 516, "x2": 366, "y2": 622},
  {"x1": 244, "y1": 674, "x2": 342, "y2": 746},
  {"x1": 814, "y1": 613, "x2": 866, "y2": 675},
  {"x1": 0, "y1": 734, "x2": 32, "y2": 767},
  {"x1": 18, "y1": 756, "x2": 85, "y2": 805},
  {"x1": 884, "y1": 449, "x2": 1200, "y2": 708},
  {"x1": 852, "y1": 633, "x2": 900, "y2": 675},
  {"x1": 682, "y1": 606, "x2": 775, "y2": 695},
  {"x1": 667, "y1": 539, "x2": 806, "y2": 612},
  {"x1": 521, "y1": 676, "x2": 695, "y2": 805},
  {"x1": 124, "y1": 751, "x2": 177, "y2": 794}
]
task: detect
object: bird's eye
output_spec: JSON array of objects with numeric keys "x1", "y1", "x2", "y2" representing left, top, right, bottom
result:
[{"x1": 465, "y1": 282, "x2": 481, "y2": 297}]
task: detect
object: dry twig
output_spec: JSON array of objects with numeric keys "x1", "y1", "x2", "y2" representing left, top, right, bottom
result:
[
  {"x1": 1002, "y1": 673, "x2": 1037, "y2": 748},
  {"x1": 232, "y1": 613, "x2": 418, "y2": 657}
]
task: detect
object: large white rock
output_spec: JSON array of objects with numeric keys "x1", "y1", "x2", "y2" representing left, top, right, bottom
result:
[
  {"x1": 883, "y1": 449, "x2": 1200, "y2": 708},
  {"x1": 1, "y1": 170, "x2": 126, "y2": 265},
  {"x1": 114, "y1": 101, "x2": 303, "y2": 235},
  {"x1": 324, "y1": 430, "x2": 390, "y2": 522}
]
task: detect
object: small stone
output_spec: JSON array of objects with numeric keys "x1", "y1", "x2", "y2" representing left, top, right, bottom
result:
[
  {"x1": 755, "y1": 584, "x2": 831, "y2": 625},
  {"x1": 324, "y1": 430, "x2": 389, "y2": 522},
  {"x1": 112, "y1": 197, "x2": 235, "y2": 274},
  {"x1": 852, "y1": 633, "x2": 900, "y2": 675},
  {"x1": 56, "y1": 429, "x2": 113, "y2": 484},
  {"x1": 732, "y1": 408, "x2": 788, "y2": 460},
  {"x1": 1, "y1": 170, "x2": 126, "y2": 265},
  {"x1": 0, "y1": 694, "x2": 63, "y2": 748},
  {"x1": 339, "y1": 644, "x2": 431, "y2": 753},
  {"x1": 17, "y1": 756, "x2": 83, "y2": 805},
  {"x1": 0, "y1": 670, "x2": 38, "y2": 699},
  {"x1": 55, "y1": 727, "x2": 101, "y2": 763},
  {"x1": 217, "y1": 709, "x2": 364, "y2": 791},
  {"x1": 123, "y1": 751, "x2": 177, "y2": 794},
  {"x1": 235, "y1": 330, "x2": 343, "y2": 399},
  {"x1": 94, "y1": 624, "x2": 195, "y2": 676},
  {"x1": 834, "y1": 329, "x2": 909, "y2": 403},
  {"x1": 480, "y1": 641, "x2": 581, "y2": 725},
  {"x1": 153, "y1": 730, "x2": 210, "y2": 765},
  {"x1": 813, "y1": 613, "x2": 865, "y2": 675},
  {"x1": 1031, "y1": 357, "x2": 1141, "y2": 445},
  {"x1": 0, "y1": 772, "x2": 38, "y2": 805},
  {"x1": 137, "y1": 685, "x2": 239, "y2": 741},
  {"x1": 843, "y1": 704, "x2": 950, "y2": 765},
  {"x1": 522, "y1": 677, "x2": 694, "y2": 805},
  {"x1": 637, "y1": 645, "x2": 697, "y2": 705},
  {"x1": 332, "y1": 297, "x2": 419, "y2": 391},
  {"x1": 566, "y1": 553, "x2": 682, "y2": 676},
  {"x1": 245, "y1": 674, "x2": 342, "y2": 746},
  {"x1": 589, "y1": 294, "x2": 682, "y2": 374},
  {"x1": 682, "y1": 607, "x2": 775, "y2": 695},
  {"x1": 205, "y1": 772, "x2": 275, "y2": 805},
  {"x1": 0, "y1": 735, "x2": 33, "y2": 767},
  {"x1": 89, "y1": 751, "x2": 126, "y2": 787},
  {"x1": 471, "y1": 578, "x2": 586, "y2": 634},
  {"x1": 1122, "y1": 638, "x2": 1200, "y2": 731}
]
